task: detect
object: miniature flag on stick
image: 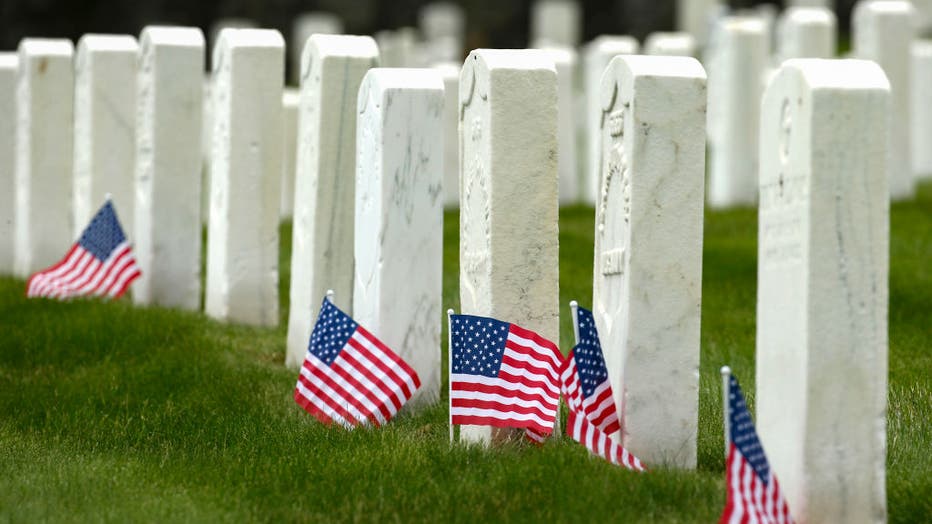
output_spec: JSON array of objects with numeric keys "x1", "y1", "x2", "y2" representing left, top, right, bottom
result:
[
  {"x1": 720, "y1": 367, "x2": 794, "y2": 524},
  {"x1": 562, "y1": 303, "x2": 620, "y2": 435},
  {"x1": 26, "y1": 199, "x2": 140, "y2": 299},
  {"x1": 449, "y1": 314, "x2": 562, "y2": 437},
  {"x1": 565, "y1": 409, "x2": 645, "y2": 472},
  {"x1": 294, "y1": 296, "x2": 421, "y2": 428}
]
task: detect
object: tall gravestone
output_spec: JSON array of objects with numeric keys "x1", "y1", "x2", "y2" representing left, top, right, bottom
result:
[
  {"x1": 434, "y1": 62, "x2": 460, "y2": 208},
  {"x1": 290, "y1": 13, "x2": 342, "y2": 85},
  {"x1": 707, "y1": 17, "x2": 767, "y2": 208},
  {"x1": 677, "y1": 0, "x2": 724, "y2": 47},
  {"x1": 912, "y1": 40, "x2": 932, "y2": 180},
  {"x1": 419, "y1": 2, "x2": 465, "y2": 64},
  {"x1": 459, "y1": 49, "x2": 559, "y2": 444},
  {"x1": 531, "y1": 0, "x2": 581, "y2": 47},
  {"x1": 854, "y1": 0, "x2": 915, "y2": 200},
  {"x1": 73, "y1": 34, "x2": 138, "y2": 239},
  {"x1": 757, "y1": 59, "x2": 889, "y2": 523},
  {"x1": 205, "y1": 29, "x2": 284, "y2": 326},
  {"x1": 0, "y1": 53, "x2": 17, "y2": 274},
  {"x1": 280, "y1": 88, "x2": 299, "y2": 220},
  {"x1": 594, "y1": 55, "x2": 706, "y2": 469},
  {"x1": 537, "y1": 46, "x2": 579, "y2": 204},
  {"x1": 354, "y1": 68, "x2": 444, "y2": 408},
  {"x1": 286, "y1": 35, "x2": 379, "y2": 369},
  {"x1": 134, "y1": 26, "x2": 204, "y2": 310},
  {"x1": 583, "y1": 36, "x2": 638, "y2": 206},
  {"x1": 777, "y1": 6, "x2": 837, "y2": 62},
  {"x1": 14, "y1": 39, "x2": 74, "y2": 277},
  {"x1": 644, "y1": 32, "x2": 697, "y2": 57}
]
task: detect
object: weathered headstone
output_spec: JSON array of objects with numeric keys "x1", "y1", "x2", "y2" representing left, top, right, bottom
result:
[
  {"x1": 583, "y1": 36, "x2": 639, "y2": 206},
  {"x1": 433, "y1": 62, "x2": 460, "y2": 208},
  {"x1": 531, "y1": 0, "x2": 581, "y2": 47},
  {"x1": 777, "y1": 6, "x2": 837, "y2": 62},
  {"x1": 73, "y1": 34, "x2": 138, "y2": 239},
  {"x1": 290, "y1": 12, "x2": 343, "y2": 85},
  {"x1": 354, "y1": 68, "x2": 444, "y2": 408},
  {"x1": 707, "y1": 17, "x2": 767, "y2": 208},
  {"x1": 375, "y1": 28, "x2": 420, "y2": 68},
  {"x1": 594, "y1": 55, "x2": 706, "y2": 469},
  {"x1": 676, "y1": 0, "x2": 724, "y2": 48},
  {"x1": 757, "y1": 58, "x2": 889, "y2": 523},
  {"x1": 205, "y1": 29, "x2": 284, "y2": 326},
  {"x1": 854, "y1": 0, "x2": 915, "y2": 200},
  {"x1": 133, "y1": 26, "x2": 204, "y2": 310},
  {"x1": 644, "y1": 32, "x2": 698, "y2": 57},
  {"x1": 912, "y1": 40, "x2": 932, "y2": 179},
  {"x1": 286, "y1": 35, "x2": 379, "y2": 369},
  {"x1": 458, "y1": 49, "x2": 558, "y2": 444},
  {"x1": 13, "y1": 39, "x2": 74, "y2": 278},
  {"x1": 537, "y1": 45, "x2": 579, "y2": 205},
  {"x1": 0, "y1": 53, "x2": 17, "y2": 274},
  {"x1": 280, "y1": 88, "x2": 299, "y2": 220},
  {"x1": 419, "y1": 2, "x2": 465, "y2": 63}
]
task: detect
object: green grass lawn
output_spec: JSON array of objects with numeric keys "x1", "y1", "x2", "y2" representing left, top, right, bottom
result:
[{"x1": 1, "y1": 184, "x2": 930, "y2": 522}]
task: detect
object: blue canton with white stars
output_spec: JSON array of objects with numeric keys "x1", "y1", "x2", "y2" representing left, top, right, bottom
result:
[
  {"x1": 574, "y1": 307, "x2": 610, "y2": 399},
  {"x1": 308, "y1": 299, "x2": 358, "y2": 366},
  {"x1": 78, "y1": 201, "x2": 127, "y2": 260},
  {"x1": 450, "y1": 315, "x2": 510, "y2": 377},
  {"x1": 729, "y1": 376, "x2": 771, "y2": 485}
]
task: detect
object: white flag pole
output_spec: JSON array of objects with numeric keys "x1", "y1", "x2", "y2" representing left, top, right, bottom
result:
[
  {"x1": 447, "y1": 308, "x2": 455, "y2": 445},
  {"x1": 570, "y1": 300, "x2": 580, "y2": 345},
  {"x1": 721, "y1": 365, "x2": 732, "y2": 459},
  {"x1": 325, "y1": 289, "x2": 335, "y2": 304}
]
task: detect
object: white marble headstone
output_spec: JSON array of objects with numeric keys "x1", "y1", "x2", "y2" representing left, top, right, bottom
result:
[
  {"x1": 594, "y1": 55, "x2": 706, "y2": 469},
  {"x1": 433, "y1": 62, "x2": 460, "y2": 208},
  {"x1": 536, "y1": 45, "x2": 579, "y2": 205},
  {"x1": 707, "y1": 17, "x2": 767, "y2": 208},
  {"x1": 582, "y1": 36, "x2": 639, "y2": 206},
  {"x1": 286, "y1": 35, "x2": 379, "y2": 369},
  {"x1": 419, "y1": 2, "x2": 465, "y2": 63},
  {"x1": 133, "y1": 26, "x2": 204, "y2": 310},
  {"x1": 354, "y1": 68, "x2": 444, "y2": 408},
  {"x1": 854, "y1": 0, "x2": 916, "y2": 200},
  {"x1": 14, "y1": 39, "x2": 74, "y2": 277},
  {"x1": 205, "y1": 29, "x2": 284, "y2": 326},
  {"x1": 757, "y1": 58, "x2": 889, "y2": 523},
  {"x1": 280, "y1": 88, "x2": 299, "y2": 219},
  {"x1": 459, "y1": 49, "x2": 559, "y2": 444},
  {"x1": 0, "y1": 53, "x2": 17, "y2": 274},
  {"x1": 777, "y1": 6, "x2": 837, "y2": 62},
  {"x1": 644, "y1": 32, "x2": 698, "y2": 57},
  {"x1": 676, "y1": 0, "x2": 725, "y2": 48},
  {"x1": 290, "y1": 12, "x2": 343, "y2": 85},
  {"x1": 912, "y1": 40, "x2": 932, "y2": 180},
  {"x1": 73, "y1": 34, "x2": 138, "y2": 239},
  {"x1": 531, "y1": 0, "x2": 581, "y2": 47},
  {"x1": 375, "y1": 28, "x2": 420, "y2": 68}
]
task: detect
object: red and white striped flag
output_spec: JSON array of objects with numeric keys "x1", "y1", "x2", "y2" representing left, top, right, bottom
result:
[
  {"x1": 449, "y1": 314, "x2": 562, "y2": 437},
  {"x1": 562, "y1": 305, "x2": 620, "y2": 435},
  {"x1": 566, "y1": 409, "x2": 645, "y2": 472},
  {"x1": 26, "y1": 200, "x2": 140, "y2": 299},
  {"x1": 294, "y1": 298, "x2": 421, "y2": 428}
]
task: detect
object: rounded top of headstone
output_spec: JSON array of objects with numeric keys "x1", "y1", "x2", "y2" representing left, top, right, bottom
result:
[
  {"x1": 304, "y1": 34, "x2": 378, "y2": 60},
  {"x1": 644, "y1": 32, "x2": 697, "y2": 56},
  {"x1": 18, "y1": 38, "x2": 73, "y2": 57},
  {"x1": 719, "y1": 16, "x2": 768, "y2": 35},
  {"x1": 362, "y1": 67, "x2": 445, "y2": 94},
  {"x1": 855, "y1": 0, "x2": 915, "y2": 16},
  {"x1": 600, "y1": 55, "x2": 706, "y2": 111},
  {"x1": 216, "y1": 28, "x2": 285, "y2": 50},
  {"x1": 534, "y1": 45, "x2": 578, "y2": 66},
  {"x1": 465, "y1": 49, "x2": 556, "y2": 72},
  {"x1": 779, "y1": 58, "x2": 890, "y2": 91},
  {"x1": 0, "y1": 52, "x2": 18, "y2": 69},
  {"x1": 295, "y1": 11, "x2": 343, "y2": 30},
  {"x1": 140, "y1": 26, "x2": 205, "y2": 48},
  {"x1": 782, "y1": 6, "x2": 837, "y2": 26},
  {"x1": 586, "y1": 35, "x2": 639, "y2": 56},
  {"x1": 78, "y1": 34, "x2": 138, "y2": 53},
  {"x1": 419, "y1": 1, "x2": 465, "y2": 41}
]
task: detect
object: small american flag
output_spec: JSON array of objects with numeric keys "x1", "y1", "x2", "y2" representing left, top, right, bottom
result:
[
  {"x1": 562, "y1": 305, "x2": 620, "y2": 435},
  {"x1": 721, "y1": 374, "x2": 794, "y2": 524},
  {"x1": 566, "y1": 409, "x2": 645, "y2": 472},
  {"x1": 449, "y1": 314, "x2": 562, "y2": 436},
  {"x1": 294, "y1": 298, "x2": 420, "y2": 428},
  {"x1": 26, "y1": 200, "x2": 140, "y2": 299}
]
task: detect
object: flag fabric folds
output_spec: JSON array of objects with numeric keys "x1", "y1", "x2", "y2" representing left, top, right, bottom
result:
[
  {"x1": 721, "y1": 374, "x2": 794, "y2": 524},
  {"x1": 294, "y1": 298, "x2": 421, "y2": 429},
  {"x1": 562, "y1": 305, "x2": 620, "y2": 435},
  {"x1": 566, "y1": 409, "x2": 645, "y2": 472},
  {"x1": 449, "y1": 314, "x2": 563, "y2": 436},
  {"x1": 26, "y1": 200, "x2": 140, "y2": 299}
]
